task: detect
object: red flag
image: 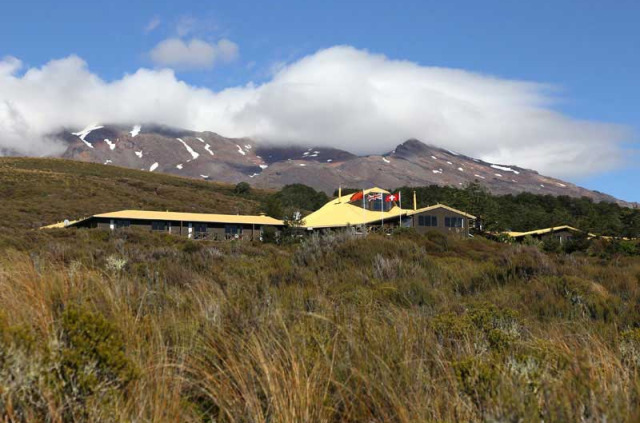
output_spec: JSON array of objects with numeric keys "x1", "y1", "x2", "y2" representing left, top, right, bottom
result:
[
  {"x1": 350, "y1": 191, "x2": 364, "y2": 202},
  {"x1": 385, "y1": 193, "x2": 399, "y2": 202}
]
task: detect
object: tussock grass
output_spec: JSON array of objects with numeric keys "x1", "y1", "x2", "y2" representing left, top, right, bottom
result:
[{"x1": 1, "y1": 227, "x2": 640, "y2": 421}]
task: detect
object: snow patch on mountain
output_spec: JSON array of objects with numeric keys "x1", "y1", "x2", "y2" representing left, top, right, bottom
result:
[
  {"x1": 104, "y1": 139, "x2": 116, "y2": 150},
  {"x1": 72, "y1": 124, "x2": 103, "y2": 148},
  {"x1": 204, "y1": 144, "x2": 214, "y2": 156},
  {"x1": 236, "y1": 145, "x2": 246, "y2": 156},
  {"x1": 130, "y1": 125, "x2": 141, "y2": 137},
  {"x1": 135, "y1": 151, "x2": 143, "y2": 158},
  {"x1": 176, "y1": 138, "x2": 199, "y2": 160},
  {"x1": 491, "y1": 164, "x2": 520, "y2": 174},
  {"x1": 149, "y1": 162, "x2": 159, "y2": 172}
]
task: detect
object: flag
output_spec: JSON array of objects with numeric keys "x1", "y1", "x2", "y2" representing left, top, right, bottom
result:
[
  {"x1": 350, "y1": 191, "x2": 364, "y2": 202},
  {"x1": 367, "y1": 193, "x2": 382, "y2": 201},
  {"x1": 385, "y1": 193, "x2": 399, "y2": 203}
]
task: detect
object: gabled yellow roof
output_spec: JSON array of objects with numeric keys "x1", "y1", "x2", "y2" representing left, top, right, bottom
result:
[
  {"x1": 42, "y1": 210, "x2": 284, "y2": 229},
  {"x1": 302, "y1": 203, "x2": 406, "y2": 229},
  {"x1": 506, "y1": 225, "x2": 581, "y2": 238},
  {"x1": 408, "y1": 204, "x2": 476, "y2": 219}
]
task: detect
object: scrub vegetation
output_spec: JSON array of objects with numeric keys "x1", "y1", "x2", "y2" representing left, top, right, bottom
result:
[{"x1": 1, "y1": 158, "x2": 640, "y2": 422}]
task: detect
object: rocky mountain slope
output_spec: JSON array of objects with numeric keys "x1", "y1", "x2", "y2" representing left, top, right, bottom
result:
[{"x1": 59, "y1": 123, "x2": 633, "y2": 206}]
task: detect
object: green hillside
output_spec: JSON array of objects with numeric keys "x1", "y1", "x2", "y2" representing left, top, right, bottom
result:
[{"x1": 0, "y1": 157, "x2": 271, "y2": 229}]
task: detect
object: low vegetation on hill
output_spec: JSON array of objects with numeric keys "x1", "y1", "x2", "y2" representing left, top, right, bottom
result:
[
  {"x1": 1, "y1": 158, "x2": 640, "y2": 422},
  {"x1": 0, "y1": 158, "x2": 270, "y2": 230},
  {"x1": 1, "y1": 228, "x2": 640, "y2": 422}
]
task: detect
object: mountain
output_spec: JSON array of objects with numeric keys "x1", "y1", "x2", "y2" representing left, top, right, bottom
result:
[{"x1": 58, "y1": 123, "x2": 634, "y2": 206}]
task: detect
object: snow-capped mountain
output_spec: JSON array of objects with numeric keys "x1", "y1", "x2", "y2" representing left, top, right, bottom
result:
[{"x1": 58, "y1": 124, "x2": 632, "y2": 206}]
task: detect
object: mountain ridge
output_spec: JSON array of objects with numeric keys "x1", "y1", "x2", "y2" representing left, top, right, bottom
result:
[{"x1": 55, "y1": 123, "x2": 636, "y2": 207}]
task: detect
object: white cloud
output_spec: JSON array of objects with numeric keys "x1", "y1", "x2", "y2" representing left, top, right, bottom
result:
[
  {"x1": 144, "y1": 16, "x2": 161, "y2": 33},
  {"x1": 0, "y1": 47, "x2": 630, "y2": 177},
  {"x1": 149, "y1": 38, "x2": 239, "y2": 70}
]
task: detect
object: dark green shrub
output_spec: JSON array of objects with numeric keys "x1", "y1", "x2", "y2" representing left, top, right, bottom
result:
[
  {"x1": 234, "y1": 182, "x2": 251, "y2": 195},
  {"x1": 60, "y1": 305, "x2": 138, "y2": 398},
  {"x1": 262, "y1": 225, "x2": 278, "y2": 244}
]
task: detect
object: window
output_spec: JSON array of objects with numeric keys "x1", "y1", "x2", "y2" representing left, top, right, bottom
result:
[
  {"x1": 445, "y1": 217, "x2": 464, "y2": 228},
  {"x1": 152, "y1": 221, "x2": 169, "y2": 231},
  {"x1": 115, "y1": 219, "x2": 130, "y2": 228},
  {"x1": 418, "y1": 215, "x2": 437, "y2": 226},
  {"x1": 193, "y1": 223, "x2": 208, "y2": 233},
  {"x1": 225, "y1": 225, "x2": 241, "y2": 235}
]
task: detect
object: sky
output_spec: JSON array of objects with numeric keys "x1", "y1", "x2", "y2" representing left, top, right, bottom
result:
[{"x1": 0, "y1": 0, "x2": 638, "y2": 201}]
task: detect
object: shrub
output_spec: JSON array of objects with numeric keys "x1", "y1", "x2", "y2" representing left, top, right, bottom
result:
[
  {"x1": 233, "y1": 182, "x2": 251, "y2": 195},
  {"x1": 59, "y1": 305, "x2": 138, "y2": 399}
]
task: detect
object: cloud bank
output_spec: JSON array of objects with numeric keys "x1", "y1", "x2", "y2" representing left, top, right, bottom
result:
[{"x1": 0, "y1": 46, "x2": 630, "y2": 177}]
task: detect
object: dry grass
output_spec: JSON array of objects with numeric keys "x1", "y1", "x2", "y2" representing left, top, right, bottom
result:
[{"x1": 1, "y1": 228, "x2": 640, "y2": 422}]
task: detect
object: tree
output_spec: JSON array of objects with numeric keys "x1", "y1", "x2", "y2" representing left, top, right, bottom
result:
[{"x1": 234, "y1": 182, "x2": 251, "y2": 195}]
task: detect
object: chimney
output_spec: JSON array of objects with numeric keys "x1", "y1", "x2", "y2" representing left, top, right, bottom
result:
[
  {"x1": 413, "y1": 191, "x2": 417, "y2": 211},
  {"x1": 338, "y1": 186, "x2": 342, "y2": 203}
]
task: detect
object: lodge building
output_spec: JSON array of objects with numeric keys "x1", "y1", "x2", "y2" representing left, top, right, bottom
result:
[
  {"x1": 42, "y1": 187, "x2": 476, "y2": 239},
  {"x1": 505, "y1": 225, "x2": 587, "y2": 243},
  {"x1": 302, "y1": 187, "x2": 476, "y2": 237},
  {"x1": 43, "y1": 210, "x2": 284, "y2": 240}
]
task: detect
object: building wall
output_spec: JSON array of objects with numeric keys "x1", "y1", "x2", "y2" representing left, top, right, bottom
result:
[
  {"x1": 533, "y1": 230, "x2": 576, "y2": 243},
  {"x1": 410, "y1": 208, "x2": 471, "y2": 237},
  {"x1": 80, "y1": 217, "x2": 279, "y2": 241}
]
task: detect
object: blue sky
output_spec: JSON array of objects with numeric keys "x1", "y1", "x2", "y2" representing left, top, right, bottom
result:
[{"x1": 1, "y1": 0, "x2": 638, "y2": 201}]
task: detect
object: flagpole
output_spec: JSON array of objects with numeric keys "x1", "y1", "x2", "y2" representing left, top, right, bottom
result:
[
  {"x1": 381, "y1": 193, "x2": 384, "y2": 233},
  {"x1": 399, "y1": 191, "x2": 402, "y2": 228},
  {"x1": 362, "y1": 188, "x2": 365, "y2": 234}
]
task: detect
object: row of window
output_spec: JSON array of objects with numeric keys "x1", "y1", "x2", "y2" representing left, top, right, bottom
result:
[
  {"x1": 445, "y1": 217, "x2": 464, "y2": 228},
  {"x1": 417, "y1": 215, "x2": 465, "y2": 228},
  {"x1": 418, "y1": 215, "x2": 437, "y2": 227},
  {"x1": 134, "y1": 220, "x2": 245, "y2": 234}
]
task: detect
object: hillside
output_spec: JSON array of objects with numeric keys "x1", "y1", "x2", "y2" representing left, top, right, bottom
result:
[
  {"x1": 0, "y1": 157, "x2": 271, "y2": 230},
  {"x1": 57, "y1": 124, "x2": 632, "y2": 206}
]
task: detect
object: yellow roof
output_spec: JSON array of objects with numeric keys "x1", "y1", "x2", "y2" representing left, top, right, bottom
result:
[
  {"x1": 302, "y1": 188, "x2": 475, "y2": 229},
  {"x1": 40, "y1": 219, "x2": 81, "y2": 229},
  {"x1": 506, "y1": 225, "x2": 581, "y2": 238},
  {"x1": 408, "y1": 204, "x2": 476, "y2": 219},
  {"x1": 43, "y1": 210, "x2": 284, "y2": 229}
]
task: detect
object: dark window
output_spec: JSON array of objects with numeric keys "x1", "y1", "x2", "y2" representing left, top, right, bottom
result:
[
  {"x1": 115, "y1": 219, "x2": 130, "y2": 228},
  {"x1": 225, "y1": 225, "x2": 241, "y2": 235},
  {"x1": 445, "y1": 217, "x2": 464, "y2": 228},
  {"x1": 193, "y1": 223, "x2": 208, "y2": 233},
  {"x1": 152, "y1": 221, "x2": 169, "y2": 231},
  {"x1": 418, "y1": 215, "x2": 437, "y2": 226}
]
